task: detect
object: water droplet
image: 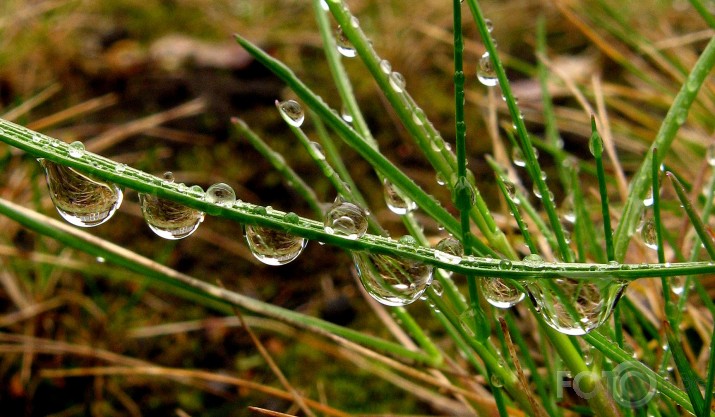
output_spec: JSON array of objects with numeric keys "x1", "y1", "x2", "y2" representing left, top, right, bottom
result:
[
  {"x1": 434, "y1": 236, "x2": 464, "y2": 265},
  {"x1": 527, "y1": 278, "x2": 627, "y2": 335},
  {"x1": 671, "y1": 276, "x2": 687, "y2": 295},
  {"x1": 245, "y1": 225, "x2": 307, "y2": 265},
  {"x1": 309, "y1": 141, "x2": 326, "y2": 160},
  {"x1": 482, "y1": 278, "x2": 524, "y2": 308},
  {"x1": 707, "y1": 144, "x2": 715, "y2": 167},
  {"x1": 336, "y1": 26, "x2": 357, "y2": 58},
  {"x1": 490, "y1": 374, "x2": 503, "y2": 388},
  {"x1": 320, "y1": 0, "x2": 329, "y2": 11},
  {"x1": 96, "y1": 256, "x2": 105, "y2": 263},
  {"x1": 532, "y1": 182, "x2": 543, "y2": 199},
  {"x1": 511, "y1": 147, "x2": 525, "y2": 167},
  {"x1": 205, "y1": 183, "x2": 236, "y2": 207},
  {"x1": 477, "y1": 52, "x2": 498, "y2": 87},
  {"x1": 115, "y1": 164, "x2": 127, "y2": 173},
  {"x1": 379, "y1": 59, "x2": 392, "y2": 74},
  {"x1": 32, "y1": 133, "x2": 41, "y2": 143},
  {"x1": 324, "y1": 200, "x2": 368, "y2": 239},
  {"x1": 68, "y1": 141, "x2": 85, "y2": 158},
  {"x1": 340, "y1": 106, "x2": 353, "y2": 123},
  {"x1": 641, "y1": 218, "x2": 658, "y2": 250},
  {"x1": 675, "y1": 109, "x2": 687, "y2": 125},
  {"x1": 412, "y1": 108, "x2": 425, "y2": 126},
  {"x1": 503, "y1": 180, "x2": 517, "y2": 202},
  {"x1": 284, "y1": 212, "x2": 300, "y2": 224},
  {"x1": 431, "y1": 280, "x2": 444, "y2": 296},
  {"x1": 436, "y1": 172, "x2": 447, "y2": 186},
  {"x1": 499, "y1": 259, "x2": 513, "y2": 270},
  {"x1": 350, "y1": 16, "x2": 359, "y2": 28},
  {"x1": 277, "y1": 100, "x2": 305, "y2": 127},
  {"x1": 523, "y1": 254, "x2": 544, "y2": 269},
  {"x1": 162, "y1": 171, "x2": 175, "y2": 183},
  {"x1": 388, "y1": 71, "x2": 406, "y2": 93},
  {"x1": 353, "y1": 252, "x2": 433, "y2": 306},
  {"x1": 139, "y1": 193, "x2": 204, "y2": 239},
  {"x1": 383, "y1": 179, "x2": 416, "y2": 215},
  {"x1": 485, "y1": 19, "x2": 494, "y2": 33},
  {"x1": 39, "y1": 159, "x2": 122, "y2": 227}
]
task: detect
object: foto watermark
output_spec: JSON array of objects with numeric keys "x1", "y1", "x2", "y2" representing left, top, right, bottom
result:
[{"x1": 557, "y1": 361, "x2": 658, "y2": 408}]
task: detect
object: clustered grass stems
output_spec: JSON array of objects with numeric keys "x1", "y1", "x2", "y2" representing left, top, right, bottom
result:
[{"x1": 1, "y1": 0, "x2": 715, "y2": 416}]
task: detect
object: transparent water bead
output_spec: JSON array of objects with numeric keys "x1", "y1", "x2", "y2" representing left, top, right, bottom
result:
[
  {"x1": 503, "y1": 180, "x2": 517, "y2": 202},
  {"x1": 336, "y1": 27, "x2": 357, "y2": 58},
  {"x1": 379, "y1": 59, "x2": 392, "y2": 74},
  {"x1": 353, "y1": 252, "x2": 433, "y2": 306},
  {"x1": 277, "y1": 99, "x2": 305, "y2": 127},
  {"x1": 139, "y1": 193, "x2": 204, "y2": 239},
  {"x1": 320, "y1": 0, "x2": 329, "y2": 10},
  {"x1": 205, "y1": 183, "x2": 236, "y2": 207},
  {"x1": 324, "y1": 200, "x2": 368, "y2": 240},
  {"x1": 640, "y1": 218, "x2": 658, "y2": 250},
  {"x1": 430, "y1": 280, "x2": 444, "y2": 297},
  {"x1": 477, "y1": 52, "x2": 498, "y2": 87},
  {"x1": 68, "y1": 141, "x2": 86, "y2": 158},
  {"x1": 388, "y1": 71, "x2": 406, "y2": 93},
  {"x1": 511, "y1": 147, "x2": 526, "y2": 167},
  {"x1": 162, "y1": 171, "x2": 175, "y2": 183},
  {"x1": 707, "y1": 143, "x2": 715, "y2": 166},
  {"x1": 39, "y1": 159, "x2": 122, "y2": 227},
  {"x1": 383, "y1": 179, "x2": 417, "y2": 215},
  {"x1": 310, "y1": 141, "x2": 326, "y2": 160},
  {"x1": 434, "y1": 236, "x2": 464, "y2": 265},
  {"x1": 523, "y1": 253, "x2": 544, "y2": 269},
  {"x1": 340, "y1": 106, "x2": 353, "y2": 123},
  {"x1": 526, "y1": 277, "x2": 627, "y2": 335},
  {"x1": 481, "y1": 277, "x2": 524, "y2": 308},
  {"x1": 671, "y1": 276, "x2": 687, "y2": 295},
  {"x1": 245, "y1": 225, "x2": 307, "y2": 265}
]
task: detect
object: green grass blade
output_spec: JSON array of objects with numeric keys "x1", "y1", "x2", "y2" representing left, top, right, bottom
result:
[
  {"x1": 590, "y1": 117, "x2": 615, "y2": 262},
  {"x1": 667, "y1": 171, "x2": 715, "y2": 259}
]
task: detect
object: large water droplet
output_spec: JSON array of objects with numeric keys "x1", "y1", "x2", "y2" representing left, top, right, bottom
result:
[
  {"x1": 138, "y1": 193, "x2": 204, "y2": 239},
  {"x1": 434, "y1": 236, "x2": 463, "y2": 265},
  {"x1": 383, "y1": 179, "x2": 417, "y2": 215},
  {"x1": 388, "y1": 71, "x2": 406, "y2": 93},
  {"x1": 336, "y1": 26, "x2": 357, "y2": 58},
  {"x1": 477, "y1": 52, "x2": 498, "y2": 87},
  {"x1": 353, "y1": 252, "x2": 433, "y2": 306},
  {"x1": 641, "y1": 218, "x2": 658, "y2": 250},
  {"x1": 481, "y1": 278, "x2": 524, "y2": 308},
  {"x1": 68, "y1": 141, "x2": 86, "y2": 158},
  {"x1": 277, "y1": 100, "x2": 305, "y2": 127},
  {"x1": 39, "y1": 159, "x2": 122, "y2": 227},
  {"x1": 205, "y1": 183, "x2": 236, "y2": 207},
  {"x1": 324, "y1": 200, "x2": 368, "y2": 240},
  {"x1": 526, "y1": 278, "x2": 627, "y2": 335},
  {"x1": 245, "y1": 225, "x2": 307, "y2": 265}
]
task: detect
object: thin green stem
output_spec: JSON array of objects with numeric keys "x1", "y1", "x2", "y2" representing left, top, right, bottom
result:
[
  {"x1": 591, "y1": 117, "x2": 614, "y2": 262},
  {"x1": 667, "y1": 172, "x2": 715, "y2": 259}
]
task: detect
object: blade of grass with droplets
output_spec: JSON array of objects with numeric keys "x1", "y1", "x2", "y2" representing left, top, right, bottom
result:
[
  {"x1": 571, "y1": 165, "x2": 607, "y2": 263},
  {"x1": 0, "y1": 196, "x2": 445, "y2": 366},
  {"x1": 590, "y1": 117, "x2": 615, "y2": 262},
  {"x1": 464, "y1": 0, "x2": 573, "y2": 263},
  {"x1": 232, "y1": 118, "x2": 323, "y2": 217},
  {"x1": 665, "y1": 320, "x2": 705, "y2": 415},
  {"x1": 612, "y1": 37, "x2": 715, "y2": 261}
]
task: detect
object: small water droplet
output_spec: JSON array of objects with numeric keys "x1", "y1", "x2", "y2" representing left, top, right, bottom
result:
[
  {"x1": 68, "y1": 141, "x2": 86, "y2": 158},
  {"x1": 340, "y1": 106, "x2": 353, "y2": 123},
  {"x1": 139, "y1": 193, "x2": 204, "y2": 239},
  {"x1": 485, "y1": 19, "x2": 494, "y2": 33},
  {"x1": 39, "y1": 159, "x2": 122, "y2": 227},
  {"x1": 503, "y1": 180, "x2": 517, "y2": 202},
  {"x1": 675, "y1": 109, "x2": 687, "y2": 125},
  {"x1": 641, "y1": 218, "x2": 658, "y2": 250},
  {"x1": 477, "y1": 52, "x2": 498, "y2": 87},
  {"x1": 96, "y1": 256, "x2": 105, "y2": 263},
  {"x1": 335, "y1": 26, "x2": 357, "y2": 58},
  {"x1": 388, "y1": 71, "x2": 406, "y2": 93},
  {"x1": 379, "y1": 59, "x2": 392, "y2": 74},
  {"x1": 32, "y1": 133, "x2": 41, "y2": 143},
  {"x1": 671, "y1": 276, "x2": 686, "y2": 295},
  {"x1": 436, "y1": 172, "x2": 447, "y2": 186},
  {"x1": 284, "y1": 212, "x2": 300, "y2": 224},
  {"x1": 162, "y1": 171, "x2": 175, "y2": 183},
  {"x1": 115, "y1": 164, "x2": 127, "y2": 173},
  {"x1": 434, "y1": 236, "x2": 463, "y2": 265},
  {"x1": 490, "y1": 374, "x2": 503, "y2": 388},
  {"x1": 245, "y1": 225, "x2": 307, "y2": 265},
  {"x1": 532, "y1": 182, "x2": 543, "y2": 199},
  {"x1": 205, "y1": 183, "x2": 236, "y2": 207},
  {"x1": 412, "y1": 108, "x2": 425, "y2": 126},
  {"x1": 527, "y1": 277, "x2": 627, "y2": 335},
  {"x1": 511, "y1": 147, "x2": 525, "y2": 167},
  {"x1": 499, "y1": 259, "x2": 513, "y2": 270},
  {"x1": 324, "y1": 200, "x2": 368, "y2": 239},
  {"x1": 354, "y1": 252, "x2": 433, "y2": 306},
  {"x1": 482, "y1": 278, "x2": 524, "y2": 308},
  {"x1": 310, "y1": 141, "x2": 326, "y2": 160},
  {"x1": 523, "y1": 254, "x2": 544, "y2": 269},
  {"x1": 277, "y1": 100, "x2": 305, "y2": 127},
  {"x1": 431, "y1": 280, "x2": 444, "y2": 296},
  {"x1": 383, "y1": 179, "x2": 416, "y2": 215}
]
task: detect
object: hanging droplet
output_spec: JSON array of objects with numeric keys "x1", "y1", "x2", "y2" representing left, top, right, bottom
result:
[
  {"x1": 532, "y1": 182, "x2": 543, "y2": 199},
  {"x1": 707, "y1": 143, "x2": 715, "y2": 167},
  {"x1": 310, "y1": 141, "x2": 326, "y2": 160},
  {"x1": 434, "y1": 236, "x2": 464, "y2": 265},
  {"x1": 320, "y1": 0, "x2": 329, "y2": 11},
  {"x1": 431, "y1": 280, "x2": 444, "y2": 296},
  {"x1": 383, "y1": 179, "x2": 417, "y2": 215},
  {"x1": 277, "y1": 100, "x2": 305, "y2": 127},
  {"x1": 340, "y1": 105, "x2": 353, "y2": 123},
  {"x1": 68, "y1": 141, "x2": 86, "y2": 158},
  {"x1": 39, "y1": 159, "x2": 123, "y2": 227},
  {"x1": 324, "y1": 200, "x2": 368, "y2": 240},
  {"x1": 436, "y1": 172, "x2": 447, "y2": 186},
  {"x1": 526, "y1": 277, "x2": 627, "y2": 335},
  {"x1": 671, "y1": 276, "x2": 687, "y2": 295},
  {"x1": 511, "y1": 147, "x2": 526, "y2": 167},
  {"x1": 353, "y1": 251, "x2": 433, "y2": 306},
  {"x1": 490, "y1": 374, "x2": 503, "y2": 388},
  {"x1": 205, "y1": 183, "x2": 236, "y2": 207},
  {"x1": 336, "y1": 26, "x2": 357, "y2": 58},
  {"x1": 477, "y1": 52, "x2": 498, "y2": 87},
  {"x1": 138, "y1": 193, "x2": 204, "y2": 239},
  {"x1": 485, "y1": 19, "x2": 494, "y2": 33},
  {"x1": 245, "y1": 225, "x2": 307, "y2": 265},
  {"x1": 388, "y1": 71, "x2": 406, "y2": 93},
  {"x1": 560, "y1": 196, "x2": 576, "y2": 224},
  {"x1": 379, "y1": 59, "x2": 392, "y2": 74},
  {"x1": 481, "y1": 278, "x2": 524, "y2": 308},
  {"x1": 503, "y1": 180, "x2": 518, "y2": 203},
  {"x1": 641, "y1": 218, "x2": 658, "y2": 250}
]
